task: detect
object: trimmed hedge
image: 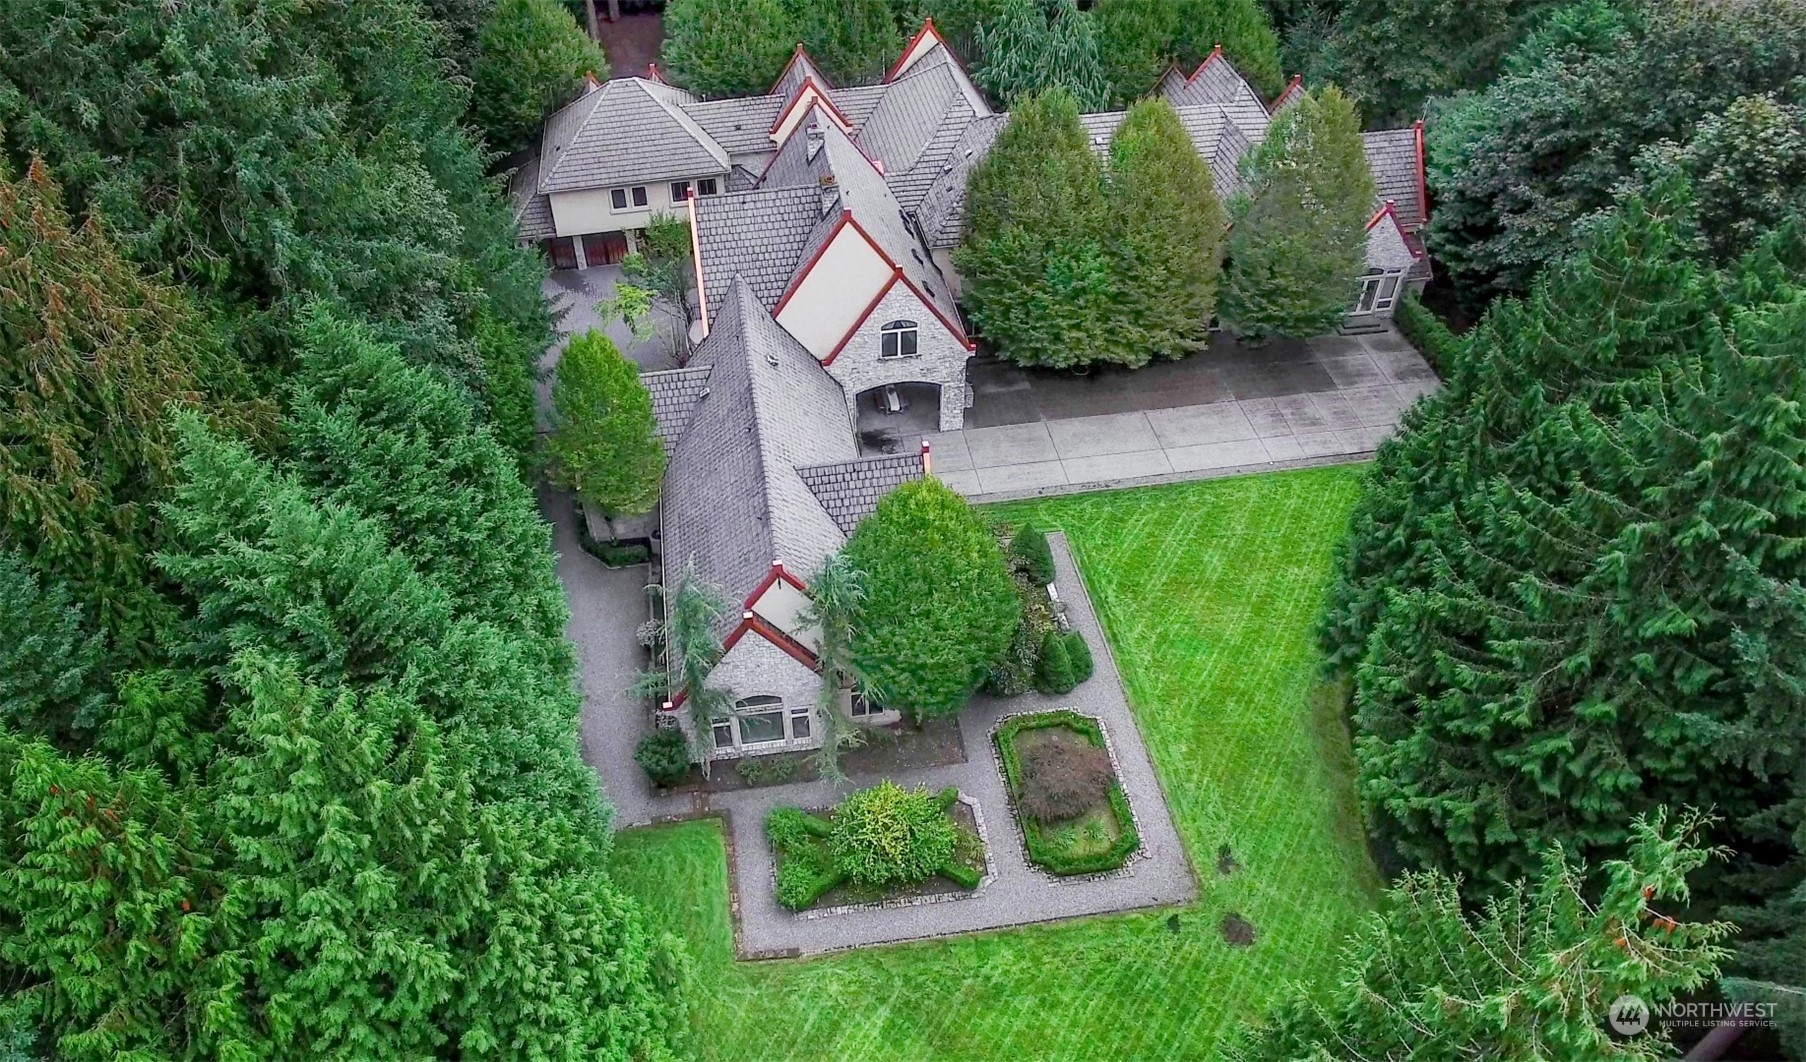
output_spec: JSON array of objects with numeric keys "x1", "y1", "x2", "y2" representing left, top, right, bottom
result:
[
  {"x1": 995, "y1": 711, "x2": 1140, "y2": 876},
  {"x1": 938, "y1": 859, "x2": 982, "y2": 889},
  {"x1": 1010, "y1": 524, "x2": 1056, "y2": 584},
  {"x1": 1394, "y1": 293, "x2": 1461, "y2": 379},
  {"x1": 766, "y1": 808, "x2": 842, "y2": 911},
  {"x1": 1064, "y1": 631, "x2": 1094, "y2": 685},
  {"x1": 633, "y1": 728, "x2": 689, "y2": 785},
  {"x1": 1035, "y1": 630, "x2": 1076, "y2": 694}
]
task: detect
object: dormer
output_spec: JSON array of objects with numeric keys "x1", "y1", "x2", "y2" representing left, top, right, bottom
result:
[
  {"x1": 770, "y1": 77, "x2": 852, "y2": 146},
  {"x1": 772, "y1": 42, "x2": 832, "y2": 97}
]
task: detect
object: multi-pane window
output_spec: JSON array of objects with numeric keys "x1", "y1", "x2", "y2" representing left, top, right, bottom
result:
[
  {"x1": 670, "y1": 180, "x2": 692, "y2": 201},
  {"x1": 879, "y1": 319, "x2": 919, "y2": 360},
  {"x1": 1355, "y1": 269, "x2": 1402, "y2": 314},
  {"x1": 849, "y1": 693, "x2": 880, "y2": 718},
  {"x1": 611, "y1": 186, "x2": 648, "y2": 211},
  {"x1": 697, "y1": 177, "x2": 720, "y2": 197},
  {"x1": 734, "y1": 695, "x2": 785, "y2": 744}
]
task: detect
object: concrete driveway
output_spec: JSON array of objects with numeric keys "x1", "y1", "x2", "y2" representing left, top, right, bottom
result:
[{"x1": 929, "y1": 327, "x2": 1438, "y2": 499}]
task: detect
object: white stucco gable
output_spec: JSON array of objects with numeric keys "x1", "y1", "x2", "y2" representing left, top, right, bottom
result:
[{"x1": 1365, "y1": 204, "x2": 1422, "y2": 272}]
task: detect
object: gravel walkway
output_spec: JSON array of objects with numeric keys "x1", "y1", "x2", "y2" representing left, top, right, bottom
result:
[{"x1": 556, "y1": 511, "x2": 1199, "y2": 955}]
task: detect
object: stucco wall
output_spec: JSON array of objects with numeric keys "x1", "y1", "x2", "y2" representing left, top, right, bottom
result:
[
  {"x1": 550, "y1": 176, "x2": 725, "y2": 238},
  {"x1": 826, "y1": 282, "x2": 969, "y2": 431},
  {"x1": 751, "y1": 578, "x2": 818, "y2": 650},
  {"x1": 775, "y1": 224, "x2": 894, "y2": 355}
]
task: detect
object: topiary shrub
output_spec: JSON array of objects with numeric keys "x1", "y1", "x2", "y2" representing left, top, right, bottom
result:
[
  {"x1": 829, "y1": 781, "x2": 958, "y2": 889},
  {"x1": 633, "y1": 728, "x2": 690, "y2": 785},
  {"x1": 984, "y1": 613, "x2": 1041, "y2": 696},
  {"x1": 1010, "y1": 524, "x2": 1056, "y2": 585},
  {"x1": 1035, "y1": 629, "x2": 1077, "y2": 694},
  {"x1": 1063, "y1": 630, "x2": 1094, "y2": 685},
  {"x1": 1018, "y1": 734, "x2": 1116, "y2": 824}
]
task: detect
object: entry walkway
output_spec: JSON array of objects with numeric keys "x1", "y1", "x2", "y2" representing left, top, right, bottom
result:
[{"x1": 926, "y1": 329, "x2": 1437, "y2": 499}]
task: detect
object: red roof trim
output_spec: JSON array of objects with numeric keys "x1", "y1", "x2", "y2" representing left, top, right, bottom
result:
[
  {"x1": 823, "y1": 269, "x2": 904, "y2": 366},
  {"x1": 886, "y1": 17, "x2": 944, "y2": 83},
  {"x1": 743, "y1": 562, "x2": 809, "y2": 610},
  {"x1": 898, "y1": 269, "x2": 975, "y2": 350},
  {"x1": 1365, "y1": 201, "x2": 1424, "y2": 259},
  {"x1": 771, "y1": 213, "x2": 850, "y2": 317},
  {"x1": 646, "y1": 63, "x2": 669, "y2": 85},
  {"x1": 745, "y1": 614, "x2": 820, "y2": 668},
  {"x1": 1186, "y1": 44, "x2": 1225, "y2": 84},
  {"x1": 1413, "y1": 119, "x2": 1428, "y2": 229},
  {"x1": 767, "y1": 76, "x2": 852, "y2": 137},
  {"x1": 770, "y1": 43, "x2": 813, "y2": 95},
  {"x1": 1272, "y1": 74, "x2": 1304, "y2": 112}
]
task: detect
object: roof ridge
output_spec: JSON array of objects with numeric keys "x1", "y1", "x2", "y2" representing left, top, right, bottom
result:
[
  {"x1": 537, "y1": 86, "x2": 611, "y2": 193},
  {"x1": 635, "y1": 79, "x2": 731, "y2": 169}
]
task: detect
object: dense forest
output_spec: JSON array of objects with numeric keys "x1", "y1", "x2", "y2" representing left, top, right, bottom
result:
[{"x1": 0, "y1": 1, "x2": 686, "y2": 1058}]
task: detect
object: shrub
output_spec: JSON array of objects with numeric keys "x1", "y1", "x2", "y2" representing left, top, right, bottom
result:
[
  {"x1": 736, "y1": 755, "x2": 797, "y2": 786},
  {"x1": 939, "y1": 858, "x2": 983, "y2": 889},
  {"x1": 1010, "y1": 524, "x2": 1057, "y2": 584},
  {"x1": 1394, "y1": 293, "x2": 1461, "y2": 379},
  {"x1": 984, "y1": 612, "x2": 1042, "y2": 697},
  {"x1": 1018, "y1": 733, "x2": 1116, "y2": 823},
  {"x1": 775, "y1": 858, "x2": 841, "y2": 911},
  {"x1": 828, "y1": 781, "x2": 959, "y2": 889},
  {"x1": 1063, "y1": 630, "x2": 1094, "y2": 685},
  {"x1": 633, "y1": 728, "x2": 690, "y2": 785},
  {"x1": 1035, "y1": 630, "x2": 1077, "y2": 694},
  {"x1": 995, "y1": 711, "x2": 1141, "y2": 874}
]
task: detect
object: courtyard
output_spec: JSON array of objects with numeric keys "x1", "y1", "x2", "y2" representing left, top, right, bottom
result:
[{"x1": 597, "y1": 467, "x2": 1384, "y2": 1060}]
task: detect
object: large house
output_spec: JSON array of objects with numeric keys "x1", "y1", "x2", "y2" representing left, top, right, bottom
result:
[{"x1": 513, "y1": 24, "x2": 1432, "y2": 763}]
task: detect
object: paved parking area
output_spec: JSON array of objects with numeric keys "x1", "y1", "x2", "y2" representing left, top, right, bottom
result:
[{"x1": 926, "y1": 328, "x2": 1438, "y2": 499}]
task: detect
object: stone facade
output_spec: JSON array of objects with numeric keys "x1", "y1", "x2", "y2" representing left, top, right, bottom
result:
[
  {"x1": 703, "y1": 631, "x2": 824, "y2": 761},
  {"x1": 824, "y1": 283, "x2": 969, "y2": 431}
]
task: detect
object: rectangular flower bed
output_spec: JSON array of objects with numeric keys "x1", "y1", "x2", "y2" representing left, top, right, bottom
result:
[
  {"x1": 995, "y1": 711, "x2": 1140, "y2": 876},
  {"x1": 766, "y1": 784, "x2": 986, "y2": 912}
]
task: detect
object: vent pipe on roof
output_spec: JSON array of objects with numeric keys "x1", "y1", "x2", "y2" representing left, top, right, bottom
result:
[{"x1": 818, "y1": 172, "x2": 839, "y2": 218}]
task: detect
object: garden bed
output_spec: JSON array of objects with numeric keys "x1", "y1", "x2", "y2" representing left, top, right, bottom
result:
[
  {"x1": 995, "y1": 711, "x2": 1140, "y2": 876},
  {"x1": 767, "y1": 785, "x2": 987, "y2": 912}
]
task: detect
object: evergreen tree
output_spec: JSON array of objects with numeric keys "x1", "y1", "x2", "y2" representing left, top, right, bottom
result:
[
  {"x1": 1172, "y1": 0, "x2": 1283, "y2": 97},
  {"x1": 1221, "y1": 85, "x2": 1374, "y2": 339},
  {"x1": 471, "y1": 0, "x2": 606, "y2": 155},
  {"x1": 420, "y1": 0, "x2": 500, "y2": 79},
  {"x1": 638, "y1": 563, "x2": 734, "y2": 766},
  {"x1": 545, "y1": 330, "x2": 667, "y2": 516},
  {"x1": 788, "y1": 0, "x2": 905, "y2": 84},
  {"x1": 798, "y1": 551, "x2": 867, "y2": 783},
  {"x1": 895, "y1": 0, "x2": 1006, "y2": 69},
  {"x1": 1426, "y1": 0, "x2": 1806, "y2": 304},
  {"x1": 974, "y1": 0, "x2": 1111, "y2": 111},
  {"x1": 0, "y1": 554, "x2": 108, "y2": 743},
  {"x1": 664, "y1": 0, "x2": 799, "y2": 97},
  {"x1": 1096, "y1": 0, "x2": 1180, "y2": 106},
  {"x1": 1321, "y1": 191, "x2": 1806, "y2": 889},
  {"x1": 843, "y1": 479, "x2": 1020, "y2": 719},
  {"x1": 1634, "y1": 93, "x2": 1806, "y2": 265},
  {"x1": 1232, "y1": 809, "x2": 1733, "y2": 1060},
  {"x1": 0, "y1": 157, "x2": 263, "y2": 652},
  {"x1": 955, "y1": 88, "x2": 1113, "y2": 368},
  {"x1": 1103, "y1": 98, "x2": 1227, "y2": 365}
]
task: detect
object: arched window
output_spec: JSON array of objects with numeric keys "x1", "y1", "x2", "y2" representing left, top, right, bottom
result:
[
  {"x1": 879, "y1": 319, "x2": 919, "y2": 360},
  {"x1": 733, "y1": 695, "x2": 786, "y2": 745}
]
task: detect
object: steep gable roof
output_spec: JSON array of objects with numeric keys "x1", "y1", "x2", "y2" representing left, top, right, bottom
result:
[
  {"x1": 539, "y1": 77, "x2": 729, "y2": 193},
  {"x1": 773, "y1": 43, "x2": 832, "y2": 97},
  {"x1": 660, "y1": 278, "x2": 855, "y2": 621},
  {"x1": 796, "y1": 452, "x2": 925, "y2": 535},
  {"x1": 859, "y1": 55, "x2": 981, "y2": 210},
  {"x1": 693, "y1": 186, "x2": 823, "y2": 317},
  {"x1": 641, "y1": 365, "x2": 713, "y2": 452},
  {"x1": 1361, "y1": 124, "x2": 1427, "y2": 230},
  {"x1": 508, "y1": 152, "x2": 555, "y2": 241},
  {"x1": 1161, "y1": 47, "x2": 1271, "y2": 140}
]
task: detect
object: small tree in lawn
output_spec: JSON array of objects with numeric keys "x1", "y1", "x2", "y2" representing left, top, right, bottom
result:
[
  {"x1": 1229, "y1": 808, "x2": 1734, "y2": 1061},
  {"x1": 621, "y1": 213, "x2": 699, "y2": 362},
  {"x1": 1220, "y1": 85, "x2": 1374, "y2": 340},
  {"x1": 955, "y1": 87, "x2": 1112, "y2": 369},
  {"x1": 544, "y1": 330, "x2": 665, "y2": 516},
  {"x1": 664, "y1": 0, "x2": 798, "y2": 97},
  {"x1": 471, "y1": 0, "x2": 606, "y2": 155},
  {"x1": 798, "y1": 551, "x2": 867, "y2": 784},
  {"x1": 843, "y1": 478, "x2": 1020, "y2": 720},
  {"x1": 1104, "y1": 97, "x2": 1227, "y2": 365}
]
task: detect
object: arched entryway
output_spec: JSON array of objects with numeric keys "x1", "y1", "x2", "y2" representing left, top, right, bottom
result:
[{"x1": 853, "y1": 382, "x2": 942, "y2": 455}]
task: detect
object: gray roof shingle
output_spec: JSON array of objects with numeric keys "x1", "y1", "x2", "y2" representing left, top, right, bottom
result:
[
  {"x1": 796, "y1": 453, "x2": 925, "y2": 535},
  {"x1": 508, "y1": 152, "x2": 555, "y2": 241},
  {"x1": 681, "y1": 95, "x2": 786, "y2": 159},
  {"x1": 915, "y1": 114, "x2": 1005, "y2": 250},
  {"x1": 1361, "y1": 127, "x2": 1425, "y2": 230},
  {"x1": 540, "y1": 78, "x2": 729, "y2": 193},
  {"x1": 694, "y1": 186, "x2": 823, "y2": 317},
  {"x1": 640, "y1": 365, "x2": 713, "y2": 451},
  {"x1": 860, "y1": 59, "x2": 979, "y2": 211},
  {"x1": 1158, "y1": 52, "x2": 1271, "y2": 141},
  {"x1": 660, "y1": 277, "x2": 855, "y2": 619}
]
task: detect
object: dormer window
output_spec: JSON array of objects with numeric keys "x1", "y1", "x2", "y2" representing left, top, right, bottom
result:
[{"x1": 879, "y1": 320, "x2": 919, "y2": 360}]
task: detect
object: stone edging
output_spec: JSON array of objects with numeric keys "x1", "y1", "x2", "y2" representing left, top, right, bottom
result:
[
  {"x1": 988, "y1": 709, "x2": 1149, "y2": 885},
  {"x1": 789, "y1": 791, "x2": 997, "y2": 919}
]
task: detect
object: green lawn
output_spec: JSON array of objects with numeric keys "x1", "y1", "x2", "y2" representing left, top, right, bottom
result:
[{"x1": 610, "y1": 466, "x2": 1383, "y2": 1061}]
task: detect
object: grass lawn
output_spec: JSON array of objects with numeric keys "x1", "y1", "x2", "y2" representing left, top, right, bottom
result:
[{"x1": 609, "y1": 466, "x2": 1384, "y2": 1060}]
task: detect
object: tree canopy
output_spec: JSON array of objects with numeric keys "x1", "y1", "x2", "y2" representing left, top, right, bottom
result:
[
  {"x1": 974, "y1": 0, "x2": 1112, "y2": 111},
  {"x1": 664, "y1": 0, "x2": 800, "y2": 97},
  {"x1": 471, "y1": 0, "x2": 606, "y2": 155},
  {"x1": 843, "y1": 478, "x2": 1019, "y2": 719},
  {"x1": 1221, "y1": 85, "x2": 1374, "y2": 339},
  {"x1": 545, "y1": 330, "x2": 667, "y2": 516}
]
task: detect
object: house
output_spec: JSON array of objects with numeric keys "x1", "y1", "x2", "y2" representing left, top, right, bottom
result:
[{"x1": 512, "y1": 25, "x2": 1434, "y2": 763}]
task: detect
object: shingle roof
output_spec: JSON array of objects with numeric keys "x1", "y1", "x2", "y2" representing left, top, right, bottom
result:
[
  {"x1": 508, "y1": 152, "x2": 555, "y2": 241},
  {"x1": 539, "y1": 78, "x2": 729, "y2": 193},
  {"x1": 915, "y1": 113, "x2": 1005, "y2": 250},
  {"x1": 1361, "y1": 127, "x2": 1425, "y2": 230},
  {"x1": 640, "y1": 365, "x2": 713, "y2": 452},
  {"x1": 860, "y1": 58, "x2": 979, "y2": 211},
  {"x1": 795, "y1": 453, "x2": 926, "y2": 535},
  {"x1": 682, "y1": 95, "x2": 786, "y2": 158},
  {"x1": 833, "y1": 84, "x2": 891, "y2": 129},
  {"x1": 1159, "y1": 51, "x2": 1271, "y2": 141},
  {"x1": 773, "y1": 45, "x2": 832, "y2": 98},
  {"x1": 660, "y1": 277, "x2": 855, "y2": 621},
  {"x1": 694, "y1": 186, "x2": 823, "y2": 317}
]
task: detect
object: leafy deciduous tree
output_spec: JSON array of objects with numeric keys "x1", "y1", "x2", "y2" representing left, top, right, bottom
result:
[
  {"x1": 471, "y1": 0, "x2": 605, "y2": 154},
  {"x1": 545, "y1": 330, "x2": 667, "y2": 516},
  {"x1": 1172, "y1": 0, "x2": 1283, "y2": 98},
  {"x1": 664, "y1": 0, "x2": 799, "y2": 97}
]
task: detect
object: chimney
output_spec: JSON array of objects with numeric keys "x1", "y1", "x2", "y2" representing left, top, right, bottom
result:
[
  {"x1": 805, "y1": 120, "x2": 826, "y2": 161},
  {"x1": 818, "y1": 172, "x2": 839, "y2": 218},
  {"x1": 920, "y1": 440, "x2": 932, "y2": 476}
]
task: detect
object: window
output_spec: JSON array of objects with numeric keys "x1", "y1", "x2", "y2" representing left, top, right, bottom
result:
[
  {"x1": 711, "y1": 719, "x2": 734, "y2": 749},
  {"x1": 734, "y1": 695, "x2": 785, "y2": 745},
  {"x1": 1355, "y1": 269, "x2": 1402, "y2": 315},
  {"x1": 849, "y1": 693, "x2": 880, "y2": 718},
  {"x1": 879, "y1": 319, "x2": 919, "y2": 360},
  {"x1": 631, "y1": 186, "x2": 648, "y2": 207},
  {"x1": 789, "y1": 705, "x2": 813, "y2": 740},
  {"x1": 670, "y1": 180, "x2": 692, "y2": 202},
  {"x1": 610, "y1": 188, "x2": 628, "y2": 210},
  {"x1": 697, "y1": 177, "x2": 720, "y2": 197},
  {"x1": 611, "y1": 186, "x2": 648, "y2": 212}
]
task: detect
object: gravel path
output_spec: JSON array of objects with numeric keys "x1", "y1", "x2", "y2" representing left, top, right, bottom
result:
[{"x1": 553, "y1": 507, "x2": 1199, "y2": 955}]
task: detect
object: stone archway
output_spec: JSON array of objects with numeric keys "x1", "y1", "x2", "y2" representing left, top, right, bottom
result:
[{"x1": 853, "y1": 382, "x2": 942, "y2": 455}]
